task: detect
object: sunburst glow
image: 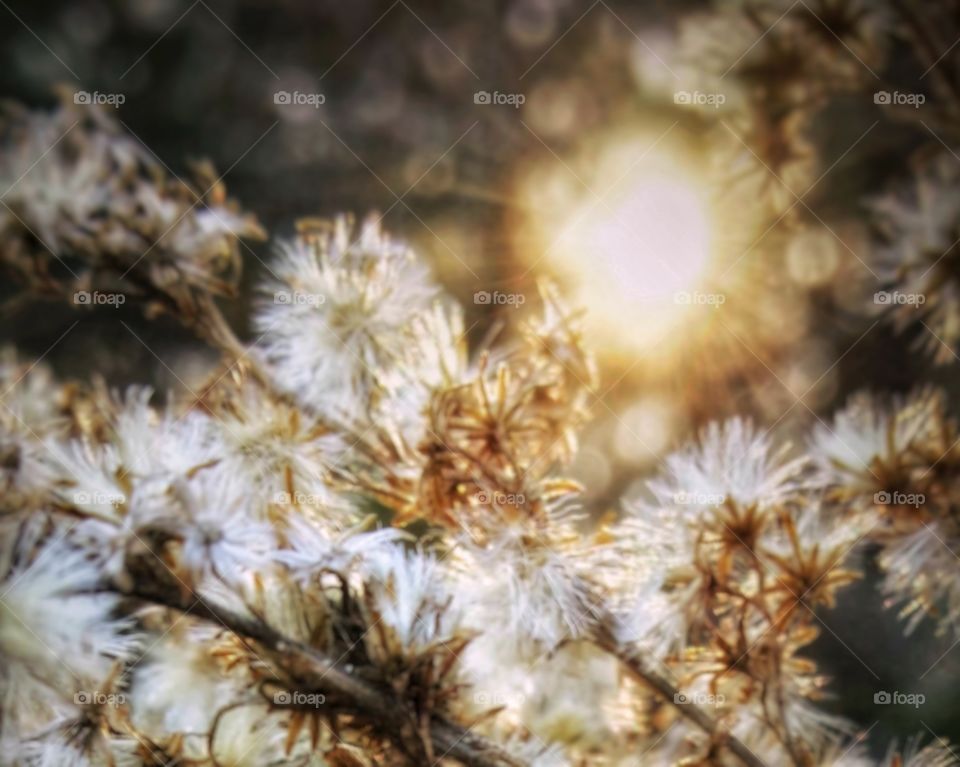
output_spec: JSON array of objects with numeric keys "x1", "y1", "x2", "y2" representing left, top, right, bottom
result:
[{"x1": 518, "y1": 141, "x2": 716, "y2": 355}]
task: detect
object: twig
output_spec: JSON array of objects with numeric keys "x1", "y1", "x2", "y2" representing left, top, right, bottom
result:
[
  {"x1": 114, "y1": 554, "x2": 526, "y2": 767},
  {"x1": 590, "y1": 617, "x2": 768, "y2": 767}
]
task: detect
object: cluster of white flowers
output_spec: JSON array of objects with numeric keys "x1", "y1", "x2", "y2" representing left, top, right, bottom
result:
[
  {"x1": 5, "y1": 34, "x2": 960, "y2": 763},
  {"x1": 0, "y1": 98, "x2": 265, "y2": 350},
  {"x1": 609, "y1": 421, "x2": 851, "y2": 762},
  {"x1": 0, "y1": 164, "x2": 599, "y2": 763},
  {"x1": 814, "y1": 388, "x2": 960, "y2": 637},
  {"x1": 3, "y1": 206, "x2": 956, "y2": 764}
]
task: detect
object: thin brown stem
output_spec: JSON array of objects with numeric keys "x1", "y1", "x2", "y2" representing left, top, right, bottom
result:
[
  {"x1": 114, "y1": 558, "x2": 526, "y2": 767},
  {"x1": 590, "y1": 617, "x2": 768, "y2": 767}
]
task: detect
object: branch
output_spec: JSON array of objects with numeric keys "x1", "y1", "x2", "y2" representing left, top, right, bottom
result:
[
  {"x1": 115, "y1": 554, "x2": 526, "y2": 767},
  {"x1": 590, "y1": 616, "x2": 768, "y2": 767}
]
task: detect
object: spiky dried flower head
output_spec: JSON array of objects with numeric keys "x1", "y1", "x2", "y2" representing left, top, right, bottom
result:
[
  {"x1": 614, "y1": 418, "x2": 864, "y2": 764},
  {"x1": 815, "y1": 388, "x2": 960, "y2": 635},
  {"x1": 384, "y1": 284, "x2": 594, "y2": 533}
]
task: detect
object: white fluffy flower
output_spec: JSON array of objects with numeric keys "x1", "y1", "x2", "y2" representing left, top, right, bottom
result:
[
  {"x1": 47, "y1": 438, "x2": 128, "y2": 523},
  {"x1": 378, "y1": 300, "x2": 469, "y2": 448},
  {"x1": 0, "y1": 539, "x2": 138, "y2": 712},
  {"x1": 0, "y1": 108, "x2": 110, "y2": 254},
  {"x1": 813, "y1": 388, "x2": 960, "y2": 636},
  {"x1": 811, "y1": 388, "x2": 942, "y2": 495},
  {"x1": 454, "y1": 528, "x2": 599, "y2": 664},
  {"x1": 613, "y1": 419, "x2": 817, "y2": 661},
  {"x1": 256, "y1": 215, "x2": 439, "y2": 417},
  {"x1": 276, "y1": 514, "x2": 403, "y2": 584},
  {"x1": 358, "y1": 546, "x2": 462, "y2": 658},
  {"x1": 174, "y1": 469, "x2": 277, "y2": 584},
  {"x1": 78, "y1": 462, "x2": 277, "y2": 586},
  {"x1": 0, "y1": 103, "x2": 263, "y2": 293},
  {"x1": 814, "y1": 738, "x2": 960, "y2": 767},
  {"x1": 608, "y1": 574, "x2": 688, "y2": 660},
  {"x1": 871, "y1": 154, "x2": 960, "y2": 361},
  {"x1": 895, "y1": 741, "x2": 960, "y2": 767},
  {"x1": 12, "y1": 730, "x2": 141, "y2": 767},
  {"x1": 0, "y1": 426, "x2": 59, "y2": 516},
  {"x1": 616, "y1": 418, "x2": 807, "y2": 591},
  {"x1": 110, "y1": 387, "x2": 221, "y2": 478},
  {"x1": 879, "y1": 525, "x2": 960, "y2": 636},
  {"x1": 207, "y1": 382, "x2": 346, "y2": 511},
  {"x1": 129, "y1": 624, "x2": 247, "y2": 740},
  {"x1": 0, "y1": 352, "x2": 79, "y2": 515},
  {"x1": 648, "y1": 417, "x2": 807, "y2": 516},
  {"x1": 0, "y1": 349, "x2": 65, "y2": 435},
  {"x1": 209, "y1": 704, "x2": 301, "y2": 767}
]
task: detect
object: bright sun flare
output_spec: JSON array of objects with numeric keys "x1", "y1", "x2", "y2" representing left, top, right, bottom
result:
[{"x1": 519, "y1": 142, "x2": 715, "y2": 355}]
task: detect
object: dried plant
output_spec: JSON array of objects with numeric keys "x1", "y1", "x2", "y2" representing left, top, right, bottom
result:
[{"x1": 5, "y1": 1, "x2": 960, "y2": 766}]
